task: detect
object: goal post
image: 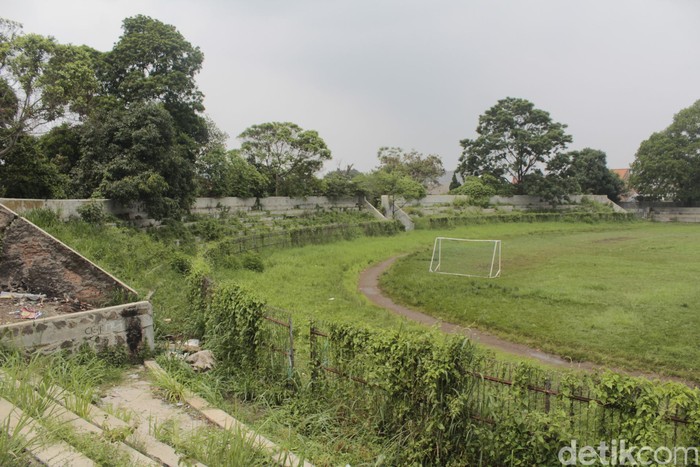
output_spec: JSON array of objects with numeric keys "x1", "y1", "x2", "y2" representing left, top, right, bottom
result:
[{"x1": 429, "y1": 237, "x2": 501, "y2": 278}]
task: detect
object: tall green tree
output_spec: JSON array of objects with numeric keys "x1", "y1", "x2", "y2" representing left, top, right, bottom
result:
[
  {"x1": 354, "y1": 171, "x2": 426, "y2": 213},
  {"x1": 376, "y1": 147, "x2": 445, "y2": 189},
  {"x1": 99, "y1": 15, "x2": 208, "y2": 160},
  {"x1": 238, "y1": 122, "x2": 332, "y2": 196},
  {"x1": 100, "y1": 15, "x2": 204, "y2": 109},
  {"x1": 0, "y1": 18, "x2": 98, "y2": 157},
  {"x1": 458, "y1": 97, "x2": 572, "y2": 194},
  {"x1": 0, "y1": 134, "x2": 67, "y2": 198},
  {"x1": 564, "y1": 148, "x2": 625, "y2": 202},
  {"x1": 76, "y1": 102, "x2": 196, "y2": 219},
  {"x1": 631, "y1": 100, "x2": 700, "y2": 205},
  {"x1": 196, "y1": 148, "x2": 267, "y2": 198}
]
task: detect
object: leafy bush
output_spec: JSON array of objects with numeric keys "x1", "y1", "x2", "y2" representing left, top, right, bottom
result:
[
  {"x1": 169, "y1": 253, "x2": 192, "y2": 275},
  {"x1": 204, "y1": 239, "x2": 242, "y2": 270},
  {"x1": 77, "y1": 201, "x2": 108, "y2": 224},
  {"x1": 204, "y1": 282, "x2": 264, "y2": 371},
  {"x1": 185, "y1": 260, "x2": 213, "y2": 338},
  {"x1": 242, "y1": 253, "x2": 264, "y2": 272},
  {"x1": 450, "y1": 176, "x2": 496, "y2": 207}
]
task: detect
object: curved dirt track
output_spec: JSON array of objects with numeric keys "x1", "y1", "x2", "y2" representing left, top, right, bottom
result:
[{"x1": 358, "y1": 256, "x2": 693, "y2": 385}]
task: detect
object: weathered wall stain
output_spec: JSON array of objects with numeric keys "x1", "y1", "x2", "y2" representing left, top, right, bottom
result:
[
  {"x1": 0, "y1": 302, "x2": 154, "y2": 354},
  {"x1": 0, "y1": 204, "x2": 137, "y2": 305}
]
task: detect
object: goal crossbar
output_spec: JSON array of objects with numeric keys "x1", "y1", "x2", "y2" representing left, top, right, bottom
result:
[{"x1": 429, "y1": 237, "x2": 501, "y2": 278}]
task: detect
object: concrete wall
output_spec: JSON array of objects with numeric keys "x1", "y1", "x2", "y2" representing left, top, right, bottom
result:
[
  {"x1": 0, "y1": 301, "x2": 154, "y2": 355},
  {"x1": 0, "y1": 204, "x2": 137, "y2": 305},
  {"x1": 0, "y1": 196, "x2": 364, "y2": 224},
  {"x1": 403, "y1": 194, "x2": 623, "y2": 211},
  {"x1": 649, "y1": 207, "x2": 700, "y2": 223}
]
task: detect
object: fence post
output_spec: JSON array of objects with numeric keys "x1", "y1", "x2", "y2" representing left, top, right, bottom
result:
[
  {"x1": 309, "y1": 322, "x2": 320, "y2": 386},
  {"x1": 288, "y1": 315, "x2": 295, "y2": 377},
  {"x1": 544, "y1": 377, "x2": 551, "y2": 414}
]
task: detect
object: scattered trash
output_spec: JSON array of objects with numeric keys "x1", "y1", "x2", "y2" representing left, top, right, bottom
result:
[
  {"x1": 19, "y1": 307, "x2": 42, "y2": 319},
  {"x1": 185, "y1": 350, "x2": 215, "y2": 372},
  {"x1": 328, "y1": 297, "x2": 335, "y2": 301},
  {"x1": 0, "y1": 291, "x2": 46, "y2": 301},
  {"x1": 183, "y1": 339, "x2": 201, "y2": 352}
]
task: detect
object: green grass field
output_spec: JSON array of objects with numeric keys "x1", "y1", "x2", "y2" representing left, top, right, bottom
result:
[
  {"x1": 29, "y1": 213, "x2": 700, "y2": 381},
  {"x1": 379, "y1": 222, "x2": 700, "y2": 380},
  {"x1": 26, "y1": 215, "x2": 700, "y2": 463}
]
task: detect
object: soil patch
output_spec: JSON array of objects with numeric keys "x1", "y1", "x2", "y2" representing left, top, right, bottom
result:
[{"x1": 0, "y1": 292, "x2": 93, "y2": 326}]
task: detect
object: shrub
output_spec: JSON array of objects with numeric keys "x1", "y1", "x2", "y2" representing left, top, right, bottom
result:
[
  {"x1": 77, "y1": 202, "x2": 108, "y2": 224},
  {"x1": 204, "y1": 282, "x2": 264, "y2": 371},
  {"x1": 450, "y1": 176, "x2": 496, "y2": 207},
  {"x1": 242, "y1": 253, "x2": 264, "y2": 272},
  {"x1": 169, "y1": 253, "x2": 192, "y2": 275}
]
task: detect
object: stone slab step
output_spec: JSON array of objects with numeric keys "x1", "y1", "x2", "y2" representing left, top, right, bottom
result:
[
  {"x1": 23, "y1": 375, "x2": 206, "y2": 467},
  {"x1": 144, "y1": 360, "x2": 314, "y2": 467},
  {"x1": 0, "y1": 371, "x2": 158, "y2": 466},
  {"x1": 0, "y1": 396, "x2": 95, "y2": 467}
]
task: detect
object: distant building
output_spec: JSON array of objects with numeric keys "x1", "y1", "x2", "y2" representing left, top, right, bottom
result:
[{"x1": 611, "y1": 168, "x2": 637, "y2": 201}]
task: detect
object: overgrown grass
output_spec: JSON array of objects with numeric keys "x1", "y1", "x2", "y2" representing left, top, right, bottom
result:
[
  {"x1": 0, "y1": 411, "x2": 40, "y2": 467},
  {"x1": 25, "y1": 211, "x2": 700, "y2": 461},
  {"x1": 380, "y1": 222, "x2": 700, "y2": 380},
  {"x1": 153, "y1": 419, "x2": 269, "y2": 467},
  {"x1": 23, "y1": 210, "x2": 193, "y2": 338},
  {"x1": 0, "y1": 346, "x2": 132, "y2": 465}
]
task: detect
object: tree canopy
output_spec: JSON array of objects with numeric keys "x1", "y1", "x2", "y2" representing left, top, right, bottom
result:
[
  {"x1": 100, "y1": 15, "x2": 204, "y2": 109},
  {"x1": 239, "y1": 122, "x2": 331, "y2": 197},
  {"x1": 0, "y1": 19, "x2": 98, "y2": 157},
  {"x1": 564, "y1": 148, "x2": 625, "y2": 202},
  {"x1": 631, "y1": 100, "x2": 700, "y2": 205},
  {"x1": 76, "y1": 102, "x2": 197, "y2": 219},
  {"x1": 376, "y1": 147, "x2": 445, "y2": 189},
  {"x1": 458, "y1": 97, "x2": 572, "y2": 194}
]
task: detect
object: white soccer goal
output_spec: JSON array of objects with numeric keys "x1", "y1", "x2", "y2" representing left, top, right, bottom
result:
[{"x1": 429, "y1": 237, "x2": 501, "y2": 278}]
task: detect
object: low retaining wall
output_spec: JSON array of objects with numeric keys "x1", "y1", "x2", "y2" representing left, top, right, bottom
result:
[
  {"x1": 0, "y1": 196, "x2": 364, "y2": 224},
  {"x1": 405, "y1": 194, "x2": 623, "y2": 211},
  {"x1": 650, "y1": 207, "x2": 700, "y2": 223},
  {"x1": 0, "y1": 301, "x2": 154, "y2": 355}
]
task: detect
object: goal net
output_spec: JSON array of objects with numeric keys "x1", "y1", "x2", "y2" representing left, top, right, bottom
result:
[{"x1": 429, "y1": 237, "x2": 501, "y2": 278}]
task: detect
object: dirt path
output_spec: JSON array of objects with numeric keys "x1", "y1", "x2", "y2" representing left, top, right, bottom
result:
[{"x1": 358, "y1": 256, "x2": 692, "y2": 385}]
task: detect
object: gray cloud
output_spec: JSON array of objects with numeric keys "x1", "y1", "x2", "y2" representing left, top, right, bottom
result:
[{"x1": 3, "y1": 0, "x2": 699, "y2": 173}]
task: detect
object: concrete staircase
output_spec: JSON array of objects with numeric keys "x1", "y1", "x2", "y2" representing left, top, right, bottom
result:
[{"x1": 0, "y1": 361, "x2": 313, "y2": 467}]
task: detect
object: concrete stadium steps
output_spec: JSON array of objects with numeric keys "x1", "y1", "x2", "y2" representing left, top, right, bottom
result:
[
  {"x1": 144, "y1": 360, "x2": 314, "y2": 467},
  {"x1": 650, "y1": 208, "x2": 700, "y2": 223},
  {"x1": 0, "y1": 369, "x2": 204, "y2": 467},
  {"x1": 0, "y1": 397, "x2": 95, "y2": 466},
  {"x1": 0, "y1": 363, "x2": 314, "y2": 467}
]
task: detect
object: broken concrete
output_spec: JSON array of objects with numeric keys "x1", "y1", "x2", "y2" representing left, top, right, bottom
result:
[
  {"x1": 0, "y1": 204, "x2": 136, "y2": 306},
  {"x1": 0, "y1": 203, "x2": 153, "y2": 354}
]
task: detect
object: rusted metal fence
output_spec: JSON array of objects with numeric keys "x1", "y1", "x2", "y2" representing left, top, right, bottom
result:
[
  {"x1": 259, "y1": 307, "x2": 295, "y2": 380},
  {"x1": 307, "y1": 322, "x2": 693, "y2": 447}
]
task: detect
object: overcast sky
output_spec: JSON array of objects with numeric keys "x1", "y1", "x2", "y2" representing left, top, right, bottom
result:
[{"x1": 3, "y1": 0, "x2": 699, "y2": 173}]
